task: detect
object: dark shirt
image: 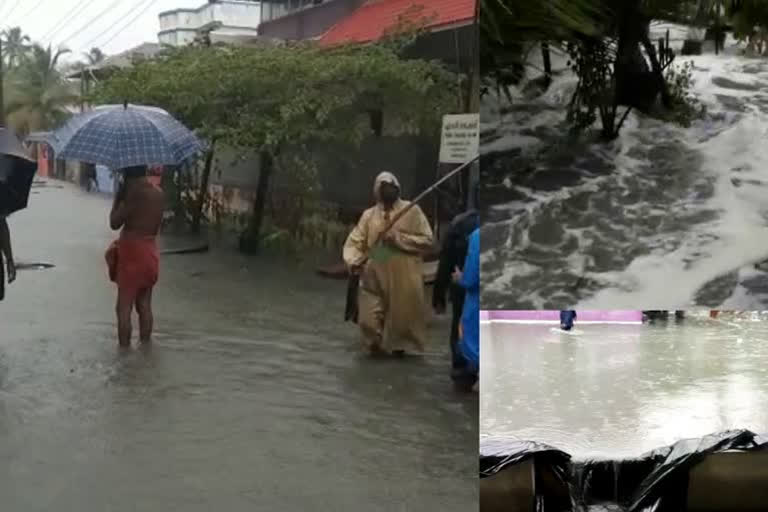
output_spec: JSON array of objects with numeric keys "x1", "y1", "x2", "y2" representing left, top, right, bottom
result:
[{"x1": 433, "y1": 210, "x2": 480, "y2": 310}]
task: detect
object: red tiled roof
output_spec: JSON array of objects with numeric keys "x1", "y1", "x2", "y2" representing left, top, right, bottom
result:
[{"x1": 319, "y1": 0, "x2": 475, "y2": 46}]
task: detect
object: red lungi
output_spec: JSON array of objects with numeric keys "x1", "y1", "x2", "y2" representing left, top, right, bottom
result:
[{"x1": 105, "y1": 236, "x2": 159, "y2": 299}]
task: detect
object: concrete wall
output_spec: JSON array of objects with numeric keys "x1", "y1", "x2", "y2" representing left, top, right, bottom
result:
[
  {"x1": 310, "y1": 135, "x2": 438, "y2": 215},
  {"x1": 258, "y1": 0, "x2": 366, "y2": 40},
  {"x1": 159, "y1": 30, "x2": 197, "y2": 46},
  {"x1": 404, "y1": 24, "x2": 476, "y2": 73},
  {"x1": 208, "y1": 135, "x2": 437, "y2": 218},
  {"x1": 211, "y1": 144, "x2": 262, "y2": 189},
  {"x1": 204, "y1": 134, "x2": 439, "y2": 253}
]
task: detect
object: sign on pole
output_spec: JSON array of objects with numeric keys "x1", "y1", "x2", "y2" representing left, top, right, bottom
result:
[{"x1": 439, "y1": 113, "x2": 479, "y2": 164}]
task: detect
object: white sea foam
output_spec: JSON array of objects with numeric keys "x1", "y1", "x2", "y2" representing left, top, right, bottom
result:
[{"x1": 483, "y1": 32, "x2": 768, "y2": 308}]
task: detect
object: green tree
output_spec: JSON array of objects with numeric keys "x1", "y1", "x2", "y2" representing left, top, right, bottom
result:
[
  {"x1": 4, "y1": 44, "x2": 78, "y2": 134},
  {"x1": 729, "y1": 0, "x2": 768, "y2": 54},
  {"x1": 1, "y1": 26, "x2": 32, "y2": 69},
  {"x1": 92, "y1": 42, "x2": 456, "y2": 249},
  {"x1": 483, "y1": 0, "x2": 714, "y2": 139}
]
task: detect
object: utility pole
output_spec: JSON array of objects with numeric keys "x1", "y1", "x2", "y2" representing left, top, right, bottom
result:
[
  {"x1": 465, "y1": 0, "x2": 479, "y2": 209},
  {"x1": 0, "y1": 38, "x2": 5, "y2": 126}
]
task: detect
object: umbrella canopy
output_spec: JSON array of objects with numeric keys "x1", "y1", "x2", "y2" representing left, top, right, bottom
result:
[
  {"x1": 54, "y1": 104, "x2": 203, "y2": 169},
  {"x1": 0, "y1": 128, "x2": 37, "y2": 216}
]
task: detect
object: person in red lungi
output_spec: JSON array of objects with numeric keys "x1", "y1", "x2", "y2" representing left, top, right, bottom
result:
[{"x1": 105, "y1": 166, "x2": 164, "y2": 347}]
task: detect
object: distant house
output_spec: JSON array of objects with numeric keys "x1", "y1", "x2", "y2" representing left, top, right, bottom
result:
[
  {"x1": 158, "y1": 0, "x2": 262, "y2": 46},
  {"x1": 66, "y1": 42, "x2": 164, "y2": 112}
]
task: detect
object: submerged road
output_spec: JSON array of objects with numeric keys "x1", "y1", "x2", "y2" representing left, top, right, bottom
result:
[
  {"x1": 481, "y1": 318, "x2": 768, "y2": 460},
  {"x1": 0, "y1": 182, "x2": 477, "y2": 511}
]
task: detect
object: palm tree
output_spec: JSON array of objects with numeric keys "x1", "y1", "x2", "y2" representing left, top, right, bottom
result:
[
  {"x1": 83, "y1": 47, "x2": 105, "y2": 66},
  {"x1": 4, "y1": 44, "x2": 79, "y2": 134},
  {"x1": 1, "y1": 26, "x2": 32, "y2": 69}
]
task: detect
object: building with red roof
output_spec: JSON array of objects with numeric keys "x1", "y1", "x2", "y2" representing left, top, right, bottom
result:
[
  {"x1": 258, "y1": 0, "x2": 476, "y2": 72},
  {"x1": 318, "y1": 0, "x2": 475, "y2": 46}
]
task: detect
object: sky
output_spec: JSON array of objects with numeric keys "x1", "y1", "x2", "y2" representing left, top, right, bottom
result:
[{"x1": 0, "y1": 0, "x2": 207, "y2": 62}]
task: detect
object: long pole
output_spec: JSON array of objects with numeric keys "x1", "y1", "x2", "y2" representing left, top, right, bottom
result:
[
  {"x1": 344, "y1": 154, "x2": 480, "y2": 322},
  {"x1": 383, "y1": 154, "x2": 480, "y2": 237}
]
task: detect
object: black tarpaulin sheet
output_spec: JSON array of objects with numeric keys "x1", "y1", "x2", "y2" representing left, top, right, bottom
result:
[
  {"x1": 481, "y1": 438, "x2": 572, "y2": 477},
  {"x1": 481, "y1": 439, "x2": 573, "y2": 512},
  {"x1": 480, "y1": 430, "x2": 768, "y2": 512}
]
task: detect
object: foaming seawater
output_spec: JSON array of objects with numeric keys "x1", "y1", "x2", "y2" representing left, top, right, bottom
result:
[
  {"x1": 482, "y1": 35, "x2": 768, "y2": 308},
  {"x1": 481, "y1": 320, "x2": 768, "y2": 459}
]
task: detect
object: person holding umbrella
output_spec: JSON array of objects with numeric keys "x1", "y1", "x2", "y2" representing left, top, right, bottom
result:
[
  {"x1": 53, "y1": 103, "x2": 202, "y2": 346},
  {"x1": 0, "y1": 127, "x2": 37, "y2": 302},
  {"x1": 106, "y1": 166, "x2": 165, "y2": 347}
]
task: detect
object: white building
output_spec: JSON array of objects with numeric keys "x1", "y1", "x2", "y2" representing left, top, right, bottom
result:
[{"x1": 158, "y1": 0, "x2": 261, "y2": 46}]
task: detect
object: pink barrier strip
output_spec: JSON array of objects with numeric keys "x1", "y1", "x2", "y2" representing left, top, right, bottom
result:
[{"x1": 481, "y1": 310, "x2": 643, "y2": 323}]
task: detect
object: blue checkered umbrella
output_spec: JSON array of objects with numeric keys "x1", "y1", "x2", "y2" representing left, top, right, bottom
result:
[{"x1": 54, "y1": 104, "x2": 203, "y2": 169}]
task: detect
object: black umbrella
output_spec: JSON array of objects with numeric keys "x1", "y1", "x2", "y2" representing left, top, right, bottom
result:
[{"x1": 0, "y1": 128, "x2": 37, "y2": 216}]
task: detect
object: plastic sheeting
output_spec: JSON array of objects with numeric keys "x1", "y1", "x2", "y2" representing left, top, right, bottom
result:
[
  {"x1": 481, "y1": 439, "x2": 572, "y2": 512},
  {"x1": 480, "y1": 430, "x2": 768, "y2": 512}
]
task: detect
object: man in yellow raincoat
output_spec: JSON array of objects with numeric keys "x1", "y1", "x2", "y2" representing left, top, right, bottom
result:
[{"x1": 343, "y1": 172, "x2": 434, "y2": 355}]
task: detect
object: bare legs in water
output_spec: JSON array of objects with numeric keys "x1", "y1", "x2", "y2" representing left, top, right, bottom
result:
[{"x1": 116, "y1": 287, "x2": 154, "y2": 347}]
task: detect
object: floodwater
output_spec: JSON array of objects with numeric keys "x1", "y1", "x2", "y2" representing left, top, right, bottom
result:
[
  {"x1": 481, "y1": 25, "x2": 768, "y2": 309},
  {"x1": 0, "y1": 183, "x2": 477, "y2": 510},
  {"x1": 480, "y1": 315, "x2": 768, "y2": 460}
]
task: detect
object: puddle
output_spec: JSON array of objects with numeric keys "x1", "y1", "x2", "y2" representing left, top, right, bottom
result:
[{"x1": 15, "y1": 262, "x2": 55, "y2": 271}]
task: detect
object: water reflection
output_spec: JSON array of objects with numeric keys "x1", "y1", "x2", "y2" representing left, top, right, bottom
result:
[{"x1": 481, "y1": 318, "x2": 768, "y2": 459}]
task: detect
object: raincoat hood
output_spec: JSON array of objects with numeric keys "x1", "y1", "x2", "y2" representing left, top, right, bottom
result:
[{"x1": 374, "y1": 172, "x2": 400, "y2": 202}]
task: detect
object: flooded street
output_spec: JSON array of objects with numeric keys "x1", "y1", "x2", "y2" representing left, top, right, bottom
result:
[
  {"x1": 480, "y1": 316, "x2": 768, "y2": 460},
  {"x1": 0, "y1": 183, "x2": 476, "y2": 511}
]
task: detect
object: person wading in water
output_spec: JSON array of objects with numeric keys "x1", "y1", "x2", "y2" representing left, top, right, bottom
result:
[
  {"x1": 434, "y1": 208, "x2": 479, "y2": 384},
  {"x1": 451, "y1": 227, "x2": 479, "y2": 392},
  {"x1": 106, "y1": 166, "x2": 164, "y2": 347},
  {"x1": 343, "y1": 172, "x2": 434, "y2": 356},
  {"x1": 560, "y1": 310, "x2": 577, "y2": 331}
]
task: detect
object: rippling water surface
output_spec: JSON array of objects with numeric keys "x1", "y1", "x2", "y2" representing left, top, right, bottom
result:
[
  {"x1": 0, "y1": 183, "x2": 476, "y2": 510},
  {"x1": 480, "y1": 315, "x2": 768, "y2": 460}
]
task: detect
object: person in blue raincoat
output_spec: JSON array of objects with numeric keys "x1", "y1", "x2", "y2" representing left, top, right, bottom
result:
[{"x1": 453, "y1": 228, "x2": 479, "y2": 390}]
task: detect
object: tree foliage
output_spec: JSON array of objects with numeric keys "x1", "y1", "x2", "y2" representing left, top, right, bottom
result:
[
  {"x1": 91, "y1": 41, "x2": 456, "y2": 159},
  {"x1": 4, "y1": 43, "x2": 78, "y2": 134},
  {"x1": 1, "y1": 26, "x2": 32, "y2": 69},
  {"x1": 484, "y1": 0, "x2": 731, "y2": 139},
  {"x1": 91, "y1": 41, "x2": 457, "y2": 245},
  {"x1": 729, "y1": 0, "x2": 768, "y2": 54}
]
